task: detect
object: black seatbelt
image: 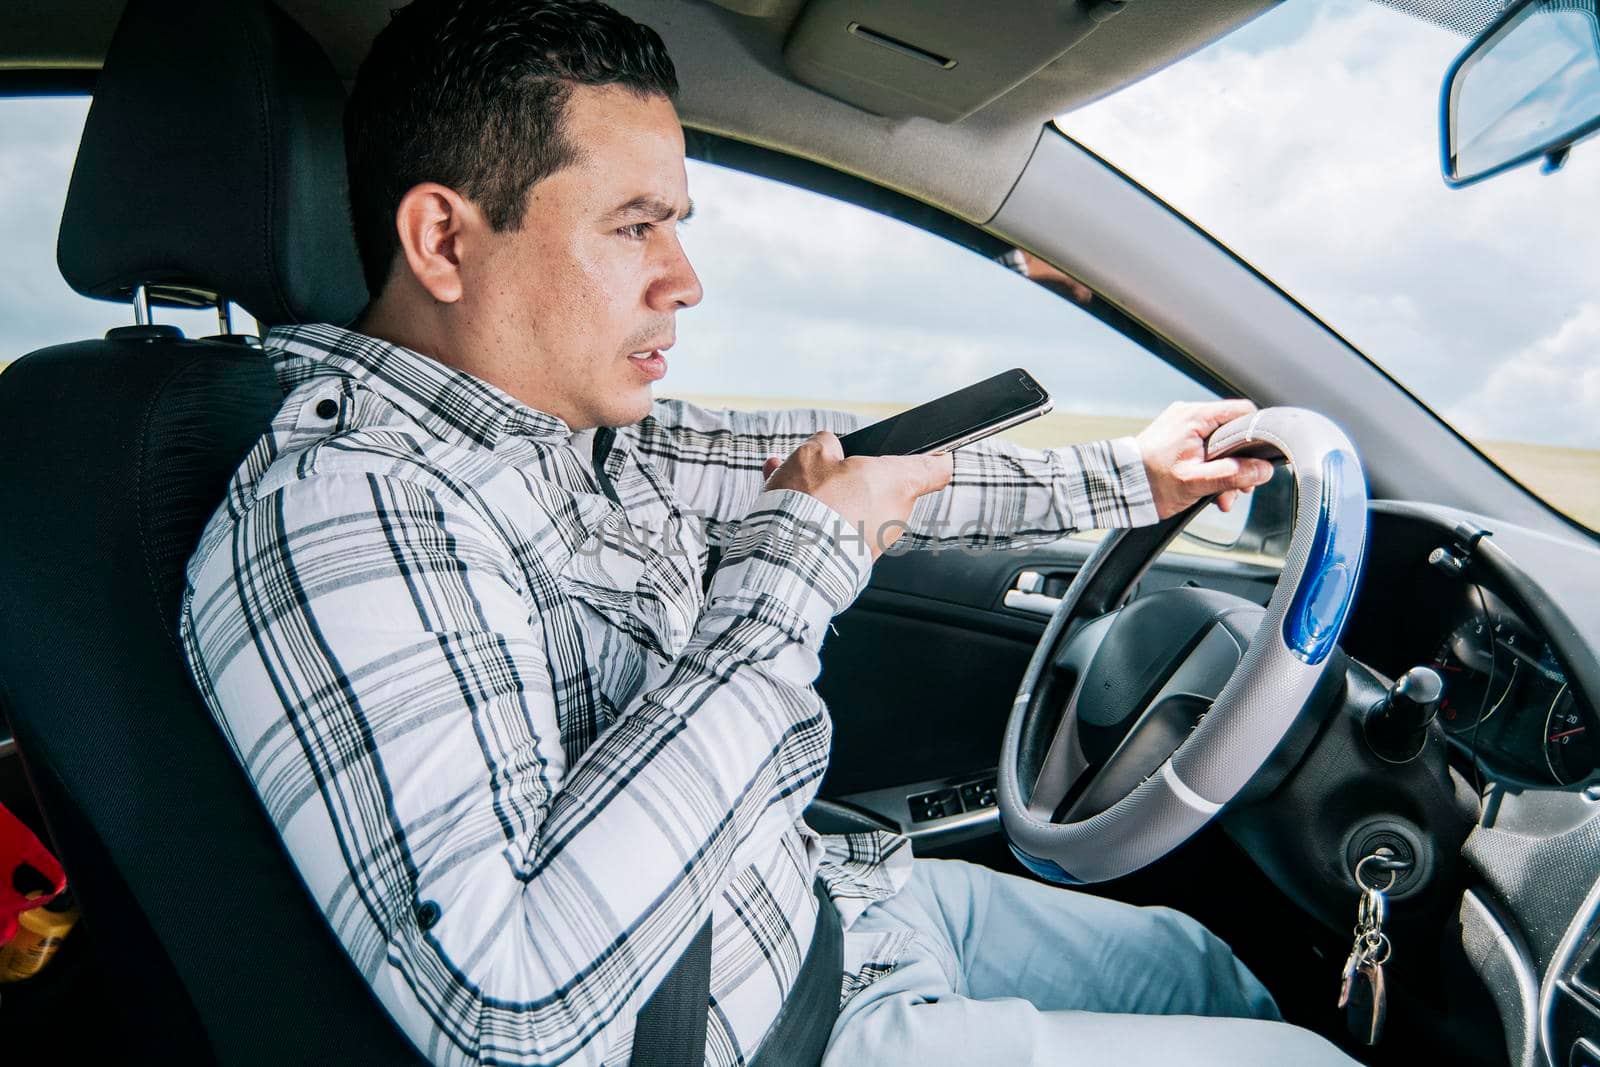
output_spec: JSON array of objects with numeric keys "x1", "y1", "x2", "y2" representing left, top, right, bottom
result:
[
  {"x1": 632, "y1": 882, "x2": 843, "y2": 1066},
  {"x1": 632, "y1": 916, "x2": 714, "y2": 1066},
  {"x1": 749, "y1": 881, "x2": 844, "y2": 1067}
]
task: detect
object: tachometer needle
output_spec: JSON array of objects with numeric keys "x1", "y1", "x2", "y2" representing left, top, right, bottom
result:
[{"x1": 1548, "y1": 726, "x2": 1587, "y2": 742}]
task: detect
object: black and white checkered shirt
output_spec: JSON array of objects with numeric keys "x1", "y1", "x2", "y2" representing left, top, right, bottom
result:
[{"x1": 180, "y1": 323, "x2": 1156, "y2": 1066}]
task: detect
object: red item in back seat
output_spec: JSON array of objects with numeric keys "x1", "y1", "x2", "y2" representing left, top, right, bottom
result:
[{"x1": 0, "y1": 801, "x2": 66, "y2": 943}]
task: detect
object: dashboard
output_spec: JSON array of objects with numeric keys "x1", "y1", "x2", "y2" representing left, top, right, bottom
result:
[
  {"x1": 1345, "y1": 506, "x2": 1600, "y2": 794},
  {"x1": 1429, "y1": 587, "x2": 1598, "y2": 787},
  {"x1": 1340, "y1": 501, "x2": 1600, "y2": 1067}
]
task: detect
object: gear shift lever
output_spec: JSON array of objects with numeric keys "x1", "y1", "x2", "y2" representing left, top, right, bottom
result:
[{"x1": 1362, "y1": 666, "x2": 1443, "y2": 763}]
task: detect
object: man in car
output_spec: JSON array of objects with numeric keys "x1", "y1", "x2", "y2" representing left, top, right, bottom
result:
[{"x1": 180, "y1": 1, "x2": 1352, "y2": 1064}]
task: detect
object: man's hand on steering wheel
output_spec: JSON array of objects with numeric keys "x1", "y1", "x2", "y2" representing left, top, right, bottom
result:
[{"x1": 1135, "y1": 400, "x2": 1277, "y2": 518}]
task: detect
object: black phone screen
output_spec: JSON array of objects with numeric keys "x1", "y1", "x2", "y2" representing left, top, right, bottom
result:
[{"x1": 838, "y1": 369, "x2": 1050, "y2": 457}]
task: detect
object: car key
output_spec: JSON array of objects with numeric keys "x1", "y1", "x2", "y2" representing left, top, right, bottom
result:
[
  {"x1": 1338, "y1": 857, "x2": 1394, "y2": 1045},
  {"x1": 1335, "y1": 883, "x2": 1378, "y2": 1009},
  {"x1": 1344, "y1": 954, "x2": 1387, "y2": 1046}
]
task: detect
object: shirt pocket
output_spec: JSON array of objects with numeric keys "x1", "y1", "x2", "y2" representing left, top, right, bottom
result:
[
  {"x1": 558, "y1": 501, "x2": 707, "y2": 667},
  {"x1": 558, "y1": 501, "x2": 664, "y2": 656}
]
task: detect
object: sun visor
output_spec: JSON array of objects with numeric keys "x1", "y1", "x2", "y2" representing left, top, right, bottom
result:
[{"x1": 783, "y1": 0, "x2": 1127, "y2": 122}]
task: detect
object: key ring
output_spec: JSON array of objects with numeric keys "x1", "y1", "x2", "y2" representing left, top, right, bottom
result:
[
  {"x1": 1362, "y1": 930, "x2": 1392, "y2": 967},
  {"x1": 1358, "y1": 885, "x2": 1387, "y2": 931},
  {"x1": 1355, "y1": 853, "x2": 1398, "y2": 893}
]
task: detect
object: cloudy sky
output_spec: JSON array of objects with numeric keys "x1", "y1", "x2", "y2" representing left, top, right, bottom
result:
[
  {"x1": 3, "y1": 0, "x2": 1596, "y2": 450},
  {"x1": 1063, "y1": 0, "x2": 1600, "y2": 449}
]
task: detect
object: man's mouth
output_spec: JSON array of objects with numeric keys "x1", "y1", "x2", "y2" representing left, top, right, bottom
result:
[{"x1": 628, "y1": 343, "x2": 671, "y2": 382}]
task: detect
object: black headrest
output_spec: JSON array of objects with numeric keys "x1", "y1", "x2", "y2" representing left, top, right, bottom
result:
[{"x1": 57, "y1": 0, "x2": 367, "y2": 327}]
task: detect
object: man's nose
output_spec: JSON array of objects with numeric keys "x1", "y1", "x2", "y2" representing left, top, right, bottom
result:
[{"x1": 648, "y1": 233, "x2": 703, "y2": 312}]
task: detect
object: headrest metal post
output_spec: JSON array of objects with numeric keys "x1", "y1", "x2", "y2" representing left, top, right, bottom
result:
[
  {"x1": 132, "y1": 284, "x2": 151, "y2": 326},
  {"x1": 217, "y1": 299, "x2": 233, "y2": 336}
]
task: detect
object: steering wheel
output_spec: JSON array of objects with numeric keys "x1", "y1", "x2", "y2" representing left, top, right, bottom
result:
[{"x1": 997, "y1": 407, "x2": 1368, "y2": 884}]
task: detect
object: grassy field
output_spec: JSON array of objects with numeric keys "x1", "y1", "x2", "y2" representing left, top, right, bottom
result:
[
  {"x1": 1475, "y1": 441, "x2": 1600, "y2": 530},
  {"x1": 672, "y1": 393, "x2": 1600, "y2": 531}
]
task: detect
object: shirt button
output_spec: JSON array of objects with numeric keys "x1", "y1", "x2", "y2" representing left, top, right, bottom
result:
[
  {"x1": 415, "y1": 900, "x2": 441, "y2": 931},
  {"x1": 315, "y1": 398, "x2": 338, "y2": 420}
]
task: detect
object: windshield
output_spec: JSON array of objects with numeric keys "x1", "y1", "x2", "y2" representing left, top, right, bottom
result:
[{"x1": 1059, "y1": 0, "x2": 1600, "y2": 532}]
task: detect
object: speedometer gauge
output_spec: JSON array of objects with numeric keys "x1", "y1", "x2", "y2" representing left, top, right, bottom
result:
[
  {"x1": 1544, "y1": 684, "x2": 1597, "y2": 785},
  {"x1": 1431, "y1": 615, "x2": 1508, "y2": 734}
]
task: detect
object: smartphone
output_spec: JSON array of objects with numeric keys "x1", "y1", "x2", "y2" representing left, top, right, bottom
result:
[{"x1": 838, "y1": 368, "x2": 1053, "y2": 457}]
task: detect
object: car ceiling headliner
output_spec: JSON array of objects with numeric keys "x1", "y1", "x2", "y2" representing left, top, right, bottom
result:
[{"x1": 6, "y1": 0, "x2": 1276, "y2": 223}]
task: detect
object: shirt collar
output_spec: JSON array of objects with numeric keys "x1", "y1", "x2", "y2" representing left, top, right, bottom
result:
[{"x1": 265, "y1": 322, "x2": 571, "y2": 448}]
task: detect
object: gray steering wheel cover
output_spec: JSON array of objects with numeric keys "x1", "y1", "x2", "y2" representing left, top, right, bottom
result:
[{"x1": 998, "y1": 407, "x2": 1366, "y2": 883}]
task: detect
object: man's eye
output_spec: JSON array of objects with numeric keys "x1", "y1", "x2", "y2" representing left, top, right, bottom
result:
[{"x1": 619, "y1": 222, "x2": 651, "y2": 240}]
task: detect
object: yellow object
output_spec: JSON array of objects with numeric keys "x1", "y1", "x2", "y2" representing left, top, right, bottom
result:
[{"x1": 0, "y1": 894, "x2": 80, "y2": 983}]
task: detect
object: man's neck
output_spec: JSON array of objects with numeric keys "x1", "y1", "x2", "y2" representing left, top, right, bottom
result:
[
  {"x1": 354, "y1": 291, "x2": 453, "y2": 371},
  {"x1": 356, "y1": 287, "x2": 594, "y2": 434}
]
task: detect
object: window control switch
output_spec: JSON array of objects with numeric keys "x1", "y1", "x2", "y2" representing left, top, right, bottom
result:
[
  {"x1": 908, "y1": 788, "x2": 962, "y2": 823},
  {"x1": 959, "y1": 779, "x2": 997, "y2": 810}
]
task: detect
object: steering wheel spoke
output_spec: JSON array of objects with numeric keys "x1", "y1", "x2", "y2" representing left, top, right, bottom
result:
[{"x1": 1028, "y1": 593, "x2": 1265, "y2": 823}]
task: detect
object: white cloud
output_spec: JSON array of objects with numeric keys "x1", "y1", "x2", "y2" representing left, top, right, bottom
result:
[
  {"x1": 1453, "y1": 302, "x2": 1600, "y2": 446},
  {"x1": 1062, "y1": 0, "x2": 1600, "y2": 447}
]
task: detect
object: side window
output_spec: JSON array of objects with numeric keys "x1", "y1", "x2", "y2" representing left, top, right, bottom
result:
[
  {"x1": 675, "y1": 158, "x2": 1212, "y2": 445},
  {"x1": 0, "y1": 95, "x2": 257, "y2": 369},
  {"x1": 674, "y1": 157, "x2": 1284, "y2": 564}
]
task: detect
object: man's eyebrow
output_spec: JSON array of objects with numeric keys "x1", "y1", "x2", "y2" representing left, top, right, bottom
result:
[{"x1": 607, "y1": 196, "x2": 694, "y2": 223}]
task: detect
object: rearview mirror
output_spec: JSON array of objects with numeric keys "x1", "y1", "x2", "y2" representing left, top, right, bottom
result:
[{"x1": 1442, "y1": 0, "x2": 1600, "y2": 186}]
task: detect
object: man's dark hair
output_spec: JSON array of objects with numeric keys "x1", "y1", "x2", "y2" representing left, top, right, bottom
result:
[{"x1": 344, "y1": 0, "x2": 679, "y2": 295}]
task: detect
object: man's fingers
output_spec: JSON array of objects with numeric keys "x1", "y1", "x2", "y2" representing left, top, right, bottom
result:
[
  {"x1": 883, "y1": 451, "x2": 953, "y2": 497},
  {"x1": 1186, "y1": 456, "x2": 1273, "y2": 496},
  {"x1": 762, "y1": 456, "x2": 782, "y2": 480},
  {"x1": 808, "y1": 430, "x2": 845, "y2": 462},
  {"x1": 844, "y1": 450, "x2": 952, "y2": 497},
  {"x1": 1189, "y1": 398, "x2": 1257, "y2": 435},
  {"x1": 1216, "y1": 489, "x2": 1239, "y2": 513}
]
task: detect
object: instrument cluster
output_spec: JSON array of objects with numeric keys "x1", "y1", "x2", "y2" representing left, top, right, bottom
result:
[{"x1": 1430, "y1": 587, "x2": 1597, "y2": 786}]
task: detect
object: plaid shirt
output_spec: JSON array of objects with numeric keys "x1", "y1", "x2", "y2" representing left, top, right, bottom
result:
[{"x1": 180, "y1": 323, "x2": 1156, "y2": 1066}]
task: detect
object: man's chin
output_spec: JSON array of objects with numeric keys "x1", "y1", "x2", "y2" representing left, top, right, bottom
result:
[{"x1": 597, "y1": 387, "x2": 656, "y2": 429}]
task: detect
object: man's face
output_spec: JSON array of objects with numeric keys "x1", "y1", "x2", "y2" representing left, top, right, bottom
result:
[{"x1": 461, "y1": 84, "x2": 701, "y2": 430}]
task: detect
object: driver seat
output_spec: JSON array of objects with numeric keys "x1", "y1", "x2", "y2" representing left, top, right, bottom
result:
[{"x1": 0, "y1": 1, "x2": 423, "y2": 1060}]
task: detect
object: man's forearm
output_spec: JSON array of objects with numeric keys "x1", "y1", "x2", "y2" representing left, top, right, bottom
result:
[
  {"x1": 629, "y1": 399, "x2": 863, "y2": 542},
  {"x1": 634, "y1": 399, "x2": 1158, "y2": 552},
  {"x1": 896, "y1": 434, "x2": 1158, "y2": 551}
]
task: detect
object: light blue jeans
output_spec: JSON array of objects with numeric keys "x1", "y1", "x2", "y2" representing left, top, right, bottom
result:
[{"x1": 823, "y1": 858, "x2": 1357, "y2": 1066}]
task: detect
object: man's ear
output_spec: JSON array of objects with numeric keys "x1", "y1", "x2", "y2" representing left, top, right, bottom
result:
[{"x1": 393, "y1": 182, "x2": 477, "y2": 304}]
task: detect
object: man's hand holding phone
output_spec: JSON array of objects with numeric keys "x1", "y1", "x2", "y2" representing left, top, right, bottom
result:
[{"x1": 762, "y1": 433, "x2": 952, "y2": 560}]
